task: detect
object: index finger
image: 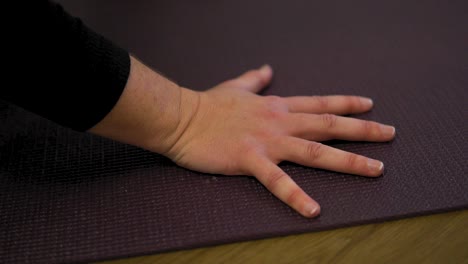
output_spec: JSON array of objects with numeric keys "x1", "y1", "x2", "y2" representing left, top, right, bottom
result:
[
  {"x1": 285, "y1": 95, "x2": 373, "y2": 115},
  {"x1": 247, "y1": 157, "x2": 320, "y2": 218}
]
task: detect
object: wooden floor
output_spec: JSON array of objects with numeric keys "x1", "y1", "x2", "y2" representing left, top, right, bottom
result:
[{"x1": 98, "y1": 210, "x2": 468, "y2": 264}]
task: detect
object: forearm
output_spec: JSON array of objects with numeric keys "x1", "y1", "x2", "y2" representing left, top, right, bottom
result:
[{"x1": 88, "y1": 56, "x2": 199, "y2": 154}]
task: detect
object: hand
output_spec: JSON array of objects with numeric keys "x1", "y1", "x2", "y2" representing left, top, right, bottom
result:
[{"x1": 163, "y1": 65, "x2": 396, "y2": 218}]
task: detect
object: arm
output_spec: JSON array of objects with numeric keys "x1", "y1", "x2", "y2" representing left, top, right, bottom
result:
[
  {"x1": 3, "y1": 0, "x2": 129, "y2": 131},
  {"x1": 90, "y1": 56, "x2": 395, "y2": 218}
]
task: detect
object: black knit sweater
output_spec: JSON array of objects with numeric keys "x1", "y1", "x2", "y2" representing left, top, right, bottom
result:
[{"x1": 2, "y1": 0, "x2": 130, "y2": 131}]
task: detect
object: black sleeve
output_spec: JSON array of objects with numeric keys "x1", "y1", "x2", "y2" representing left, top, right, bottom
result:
[{"x1": 2, "y1": 0, "x2": 130, "y2": 131}]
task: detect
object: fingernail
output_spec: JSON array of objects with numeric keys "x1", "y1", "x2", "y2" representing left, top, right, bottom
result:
[
  {"x1": 360, "y1": 97, "x2": 373, "y2": 107},
  {"x1": 304, "y1": 203, "x2": 320, "y2": 218},
  {"x1": 368, "y1": 159, "x2": 384, "y2": 173},
  {"x1": 381, "y1": 125, "x2": 396, "y2": 138}
]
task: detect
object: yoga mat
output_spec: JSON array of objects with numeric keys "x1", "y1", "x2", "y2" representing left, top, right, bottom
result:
[{"x1": 1, "y1": 0, "x2": 467, "y2": 263}]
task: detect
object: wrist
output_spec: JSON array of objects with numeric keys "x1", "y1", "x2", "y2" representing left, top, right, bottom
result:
[
  {"x1": 147, "y1": 86, "x2": 202, "y2": 155},
  {"x1": 88, "y1": 56, "x2": 200, "y2": 155}
]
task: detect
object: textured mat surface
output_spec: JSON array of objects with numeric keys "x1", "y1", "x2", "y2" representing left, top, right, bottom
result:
[{"x1": 1, "y1": 0, "x2": 467, "y2": 263}]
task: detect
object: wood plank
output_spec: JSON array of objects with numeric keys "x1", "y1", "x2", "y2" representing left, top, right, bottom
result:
[{"x1": 98, "y1": 210, "x2": 468, "y2": 264}]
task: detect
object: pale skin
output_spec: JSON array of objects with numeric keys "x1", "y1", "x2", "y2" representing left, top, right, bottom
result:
[{"x1": 90, "y1": 56, "x2": 396, "y2": 218}]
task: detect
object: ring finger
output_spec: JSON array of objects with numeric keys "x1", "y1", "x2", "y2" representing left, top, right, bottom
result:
[{"x1": 275, "y1": 137, "x2": 384, "y2": 177}]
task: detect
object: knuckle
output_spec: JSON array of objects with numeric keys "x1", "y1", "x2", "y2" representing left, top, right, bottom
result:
[
  {"x1": 286, "y1": 188, "x2": 303, "y2": 205},
  {"x1": 247, "y1": 70, "x2": 264, "y2": 85},
  {"x1": 266, "y1": 169, "x2": 287, "y2": 190},
  {"x1": 313, "y1": 96, "x2": 329, "y2": 109},
  {"x1": 361, "y1": 120, "x2": 377, "y2": 136},
  {"x1": 265, "y1": 95, "x2": 283, "y2": 105},
  {"x1": 351, "y1": 96, "x2": 362, "y2": 110},
  {"x1": 321, "y1": 114, "x2": 338, "y2": 129},
  {"x1": 261, "y1": 108, "x2": 283, "y2": 121},
  {"x1": 305, "y1": 142, "x2": 323, "y2": 162},
  {"x1": 261, "y1": 96, "x2": 287, "y2": 119},
  {"x1": 345, "y1": 153, "x2": 359, "y2": 169},
  {"x1": 242, "y1": 141, "x2": 262, "y2": 159},
  {"x1": 236, "y1": 70, "x2": 260, "y2": 86}
]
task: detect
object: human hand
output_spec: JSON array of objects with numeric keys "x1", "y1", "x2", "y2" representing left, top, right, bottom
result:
[{"x1": 161, "y1": 65, "x2": 396, "y2": 218}]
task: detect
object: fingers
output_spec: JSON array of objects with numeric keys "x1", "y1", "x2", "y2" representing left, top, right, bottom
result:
[
  {"x1": 285, "y1": 95, "x2": 373, "y2": 115},
  {"x1": 276, "y1": 137, "x2": 384, "y2": 177},
  {"x1": 229, "y1": 65, "x2": 273, "y2": 93},
  {"x1": 248, "y1": 157, "x2": 320, "y2": 218},
  {"x1": 288, "y1": 113, "x2": 396, "y2": 142}
]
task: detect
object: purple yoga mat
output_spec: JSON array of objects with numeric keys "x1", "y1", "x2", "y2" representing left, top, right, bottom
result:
[{"x1": 1, "y1": 0, "x2": 467, "y2": 263}]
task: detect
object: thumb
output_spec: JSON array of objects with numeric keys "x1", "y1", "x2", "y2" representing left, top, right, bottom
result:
[{"x1": 217, "y1": 64, "x2": 273, "y2": 93}]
